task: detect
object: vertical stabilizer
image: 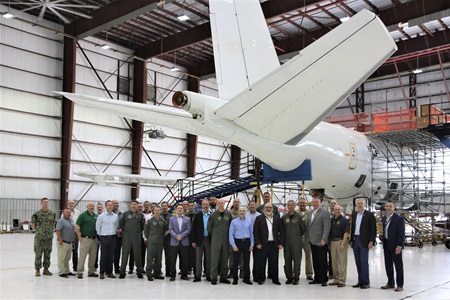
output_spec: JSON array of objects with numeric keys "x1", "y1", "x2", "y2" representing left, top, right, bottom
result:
[{"x1": 209, "y1": 0, "x2": 279, "y2": 100}]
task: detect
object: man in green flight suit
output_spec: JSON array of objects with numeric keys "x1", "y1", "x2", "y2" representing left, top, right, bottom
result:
[
  {"x1": 31, "y1": 197, "x2": 56, "y2": 276},
  {"x1": 207, "y1": 198, "x2": 232, "y2": 285},
  {"x1": 119, "y1": 200, "x2": 145, "y2": 279},
  {"x1": 282, "y1": 199, "x2": 306, "y2": 285},
  {"x1": 144, "y1": 206, "x2": 168, "y2": 281}
]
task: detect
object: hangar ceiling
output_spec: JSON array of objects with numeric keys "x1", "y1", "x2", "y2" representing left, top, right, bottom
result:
[{"x1": 3, "y1": 0, "x2": 450, "y2": 78}]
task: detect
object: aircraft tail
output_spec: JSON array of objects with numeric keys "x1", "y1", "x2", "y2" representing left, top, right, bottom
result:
[
  {"x1": 215, "y1": 9, "x2": 397, "y2": 145},
  {"x1": 209, "y1": 0, "x2": 279, "y2": 100}
]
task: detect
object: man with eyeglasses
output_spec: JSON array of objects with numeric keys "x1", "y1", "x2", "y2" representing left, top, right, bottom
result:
[{"x1": 253, "y1": 202, "x2": 284, "y2": 285}]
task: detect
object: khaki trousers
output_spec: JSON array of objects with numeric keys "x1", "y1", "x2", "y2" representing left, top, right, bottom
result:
[
  {"x1": 330, "y1": 240, "x2": 348, "y2": 284},
  {"x1": 77, "y1": 238, "x2": 98, "y2": 275},
  {"x1": 57, "y1": 242, "x2": 72, "y2": 275},
  {"x1": 302, "y1": 235, "x2": 313, "y2": 277}
]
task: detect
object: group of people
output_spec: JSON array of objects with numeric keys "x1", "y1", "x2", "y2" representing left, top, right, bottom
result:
[{"x1": 31, "y1": 194, "x2": 405, "y2": 292}]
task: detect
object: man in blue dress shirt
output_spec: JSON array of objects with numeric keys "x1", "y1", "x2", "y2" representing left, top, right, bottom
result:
[
  {"x1": 229, "y1": 207, "x2": 254, "y2": 285},
  {"x1": 96, "y1": 200, "x2": 119, "y2": 279}
]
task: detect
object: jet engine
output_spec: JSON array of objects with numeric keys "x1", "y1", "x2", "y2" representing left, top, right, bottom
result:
[{"x1": 172, "y1": 91, "x2": 227, "y2": 119}]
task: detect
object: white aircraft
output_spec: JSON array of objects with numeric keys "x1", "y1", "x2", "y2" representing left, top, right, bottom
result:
[{"x1": 56, "y1": 0, "x2": 397, "y2": 201}]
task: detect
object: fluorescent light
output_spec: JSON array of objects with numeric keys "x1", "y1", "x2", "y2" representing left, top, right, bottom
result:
[
  {"x1": 170, "y1": 66, "x2": 180, "y2": 72},
  {"x1": 412, "y1": 69, "x2": 422, "y2": 74},
  {"x1": 340, "y1": 16, "x2": 350, "y2": 22},
  {"x1": 101, "y1": 44, "x2": 111, "y2": 50},
  {"x1": 3, "y1": 12, "x2": 14, "y2": 19},
  {"x1": 177, "y1": 14, "x2": 190, "y2": 21}
]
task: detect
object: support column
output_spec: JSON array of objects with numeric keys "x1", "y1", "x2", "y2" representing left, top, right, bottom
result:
[
  {"x1": 131, "y1": 59, "x2": 147, "y2": 200},
  {"x1": 60, "y1": 37, "x2": 76, "y2": 212},
  {"x1": 230, "y1": 145, "x2": 241, "y2": 180},
  {"x1": 186, "y1": 75, "x2": 199, "y2": 177}
]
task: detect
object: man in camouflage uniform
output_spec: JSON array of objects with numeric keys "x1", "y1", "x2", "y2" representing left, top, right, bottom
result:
[{"x1": 31, "y1": 197, "x2": 56, "y2": 276}]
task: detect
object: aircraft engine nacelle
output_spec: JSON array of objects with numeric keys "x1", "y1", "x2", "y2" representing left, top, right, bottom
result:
[{"x1": 172, "y1": 91, "x2": 227, "y2": 119}]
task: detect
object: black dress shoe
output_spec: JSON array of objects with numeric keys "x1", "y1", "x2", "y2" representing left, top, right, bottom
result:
[
  {"x1": 220, "y1": 278, "x2": 231, "y2": 284},
  {"x1": 352, "y1": 283, "x2": 361, "y2": 288},
  {"x1": 77, "y1": 274, "x2": 83, "y2": 279},
  {"x1": 321, "y1": 282, "x2": 328, "y2": 287},
  {"x1": 99, "y1": 274, "x2": 105, "y2": 279},
  {"x1": 381, "y1": 285, "x2": 395, "y2": 289},
  {"x1": 258, "y1": 281, "x2": 264, "y2": 285},
  {"x1": 206, "y1": 276, "x2": 211, "y2": 282},
  {"x1": 107, "y1": 273, "x2": 116, "y2": 278},
  {"x1": 154, "y1": 275, "x2": 165, "y2": 280},
  {"x1": 59, "y1": 274, "x2": 68, "y2": 278},
  {"x1": 232, "y1": 279, "x2": 238, "y2": 285},
  {"x1": 286, "y1": 279, "x2": 293, "y2": 284},
  {"x1": 119, "y1": 274, "x2": 126, "y2": 279},
  {"x1": 170, "y1": 277, "x2": 175, "y2": 281},
  {"x1": 193, "y1": 277, "x2": 201, "y2": 282},
  {"x1": 88, "y1": 273, "x2": 99, "y2": 277},
  {"x1": 128, "y1": 270, "x2": 134, "y2": 274},
  {"x1": 147, "y1": 276, "x2": 154, "y2": 281},
  {"x1": 137, "y1": 273, "x2": 143, "y2": 279},
  {"x1": 360, "y1": 284, "x2": 370, "y2": 289},
  {"x1": 211, "y1": 279, "x2": 217, "y2": 285},
  {"x1": 309, "y1": 280, "x2": 319, "y2": 284},
  {"x1": 293, "y1": 280, "x2": 299, "y2": 285},
  {"x1": 273, "y1": 281, "x2": 281, "y2": 285},
  {"x1": 180, "y1": 276, "x2": 189, "y2": 281},
  {"x1": 243, "y1": 279, "x2": 253, "y2": 285},
  {"x1": 307, "y1": 276, "x2": 314, "y2": 280},
  {"x1": 65, "y1": 272, "x2": 75, "y2": 276}
]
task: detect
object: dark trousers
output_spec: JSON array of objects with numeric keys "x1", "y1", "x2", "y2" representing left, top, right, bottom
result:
[
  {"x1": 114, "y1": 237, "x2": 122, "y2": 273},
  {"x1": 94, "y1": 238, "x2": 100, "y2": 269},
  {"x1": 353, "y1": 236, "x2": 370, "y2": 285},
  {"x1": 195, "y1": 237, "x2": 211, "y2": 278},
  {"x1": 310, "y1": 243, "x2": 328, "y2": 284},
  {"x1": 252, "y1": 248, "x2": 259, "y2": 280},
  {"x1": 188, "y1": 244, "x2": 196, "y2": 273},
  {"x1": 100, "y1": 236, "x2": 117, "y2": 275},
  {"x1": 327, "y1": 246, "x2": 333, "y2": 276},
  {"x1": 72, "y1": 235, "x2": 79, "y2": 271},
  {"x1": 383, "y1": 240, "x2": 404, "y2": 288},
  {"x1": 257, "y1": 241, "x2": 279, "y2": 282},
  {"x1": 169, "y1": 244, "x2": 189, "y2": 278},
  {"x1": 163, "y1": 237, "x2": 170, "y2": 276},
  {"x1": 232, "y1": 239, "x2": 251, "y2": 281}
]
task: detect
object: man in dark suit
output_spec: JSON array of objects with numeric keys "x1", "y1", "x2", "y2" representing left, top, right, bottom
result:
[
  {"x1": 306, "y1": 197, "x2": 331, "y2": 286},
  {"x1": 168, "y1": 204, "x2": 191, "y2": 281},
  {"x1": 350, "y1": 198, "x2": 376, "y2": 289},
  {"x1": 190, "y1": 199, "x2": 211, "y2": 282},
  {"x1": 254, "y1": 202, "x2": 284, "y2": 285},
  {"x1": 380, "y1": 200, "x2": 405, "y2": 292}
]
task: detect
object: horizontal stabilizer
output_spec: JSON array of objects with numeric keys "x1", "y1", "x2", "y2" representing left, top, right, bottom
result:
[
  {"x1": 215, "y1": 9, "x2": 397, "y2": 145},
  {"x1": 55, "y1": 92, "x2": 199, "y2": 134}
]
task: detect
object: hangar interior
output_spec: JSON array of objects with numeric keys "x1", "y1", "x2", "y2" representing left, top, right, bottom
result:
[{"x1": 0, "y1": 0, "x2": 450, "y2": 245}]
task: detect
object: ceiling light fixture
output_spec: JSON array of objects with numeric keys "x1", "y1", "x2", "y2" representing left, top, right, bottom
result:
[
  {"x1": 177, "y1": 14, "x2": 190, "y2": 21},
  {"x1": 340, "y1": 16, "x2": 350, "y2": 22},
  {"x1": 412, "y1": 69, "x2": 422, "y2": 74},
  {"x1": 170, "y1": 66, "x2": 180, "y2": 72},
  {"x1": 2, "y1": 12, "x2": 13, "y2": 18},
  {"x1": 177, "y1": 0, "x2": 190, "y2": 21},
  {"x1": 101, "y1": 44, "x2": 111, "y2": 50}
]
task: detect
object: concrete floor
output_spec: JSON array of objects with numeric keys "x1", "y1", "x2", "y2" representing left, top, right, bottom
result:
[{"x1": 0, "y1": 233, "x2": 449, "y2": 299}]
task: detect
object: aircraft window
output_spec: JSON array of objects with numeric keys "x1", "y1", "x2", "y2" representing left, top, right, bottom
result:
[{"x1": 354, "y1": 174, "x2": 366, "y2": 188}]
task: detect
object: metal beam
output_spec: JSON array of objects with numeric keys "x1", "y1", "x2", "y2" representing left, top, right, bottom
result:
[
  {"x1": 135, "y1": 22, "x2": 211, "y2": 59},
  {"x1": 65, "y1": 0, "x2": 175, "y2": 39},
  {"x1": 186, "y1": 74, "x2": 199, "y2": 177},
  {"x1": 61, "y1": 37, "x2": 76, "y2": 212},
  {"x1": 131, "y1": 59, "x2": 147, "y2": 200}
]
